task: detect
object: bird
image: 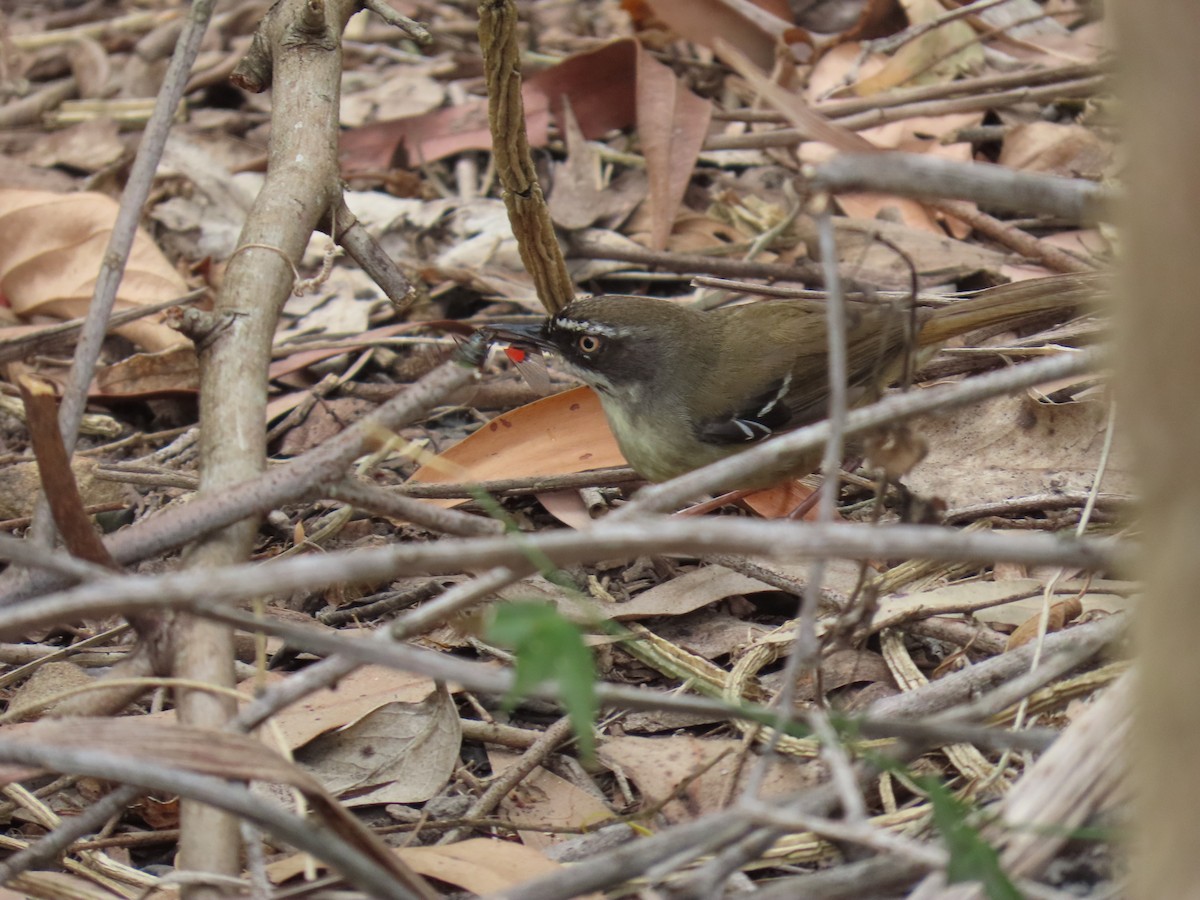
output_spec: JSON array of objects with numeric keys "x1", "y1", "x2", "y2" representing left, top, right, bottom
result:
[{"x1": 481, "y1": 275, "x2": 1093, "y2": 487}]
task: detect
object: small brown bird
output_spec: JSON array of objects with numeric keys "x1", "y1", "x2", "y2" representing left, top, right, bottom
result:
[{"x1": 485, "y1": 275, "x2": 1093, "y2": 486}]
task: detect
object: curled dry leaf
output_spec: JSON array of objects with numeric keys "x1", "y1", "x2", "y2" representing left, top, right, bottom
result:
[
  {"x1": 294, "y1": 683, "x2": 462, "y2": 805},
  {"x1": 1004, "y1": 596, "x2": 1086, "y2": 651},
  {"x1": 408, "y1": 385, "x2": 626, "y2": 502},
  {"x1": 252, "y1": 665, "x2": 440, "y2": 750},
  {"x1": 609, "y1": 565, "x2": 781, "y2": 620},
  {"x1": 268, "y1": 838, "x2": 593, "y2": 896},
  {"x1": 0, "y1": 457, "x2": 129, "y2": 520},
  {"x1": 637, "y1": 0, "x2": 794, "y2": 69},
  {"x1": 635, "y1": 47, "x2": 713, "y2": 251},
  {"x1": 0, "y1": 189, "x2": 190, "y2": 353},
  {"x1": 599, "y1": 735, "x2": 822, "y2": 824},
  {"x1": 851, "y1": 0, "x2": 984, "y2": 96},
  {"x1": 489, "y1": 749, "x2": 615, "y2": 851},
  {"x1": 904, "y1": 391, "x2": 1129, "y2": 512}
]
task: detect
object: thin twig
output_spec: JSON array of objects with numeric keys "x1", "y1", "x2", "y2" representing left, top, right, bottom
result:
[{"x1": 31, "y1": 1, "x2": 216, "y2": 545}]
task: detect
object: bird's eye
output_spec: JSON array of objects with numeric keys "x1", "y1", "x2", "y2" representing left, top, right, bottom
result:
[{"x1": 577, "y1": 334, "x2": 603, "y2": 354}]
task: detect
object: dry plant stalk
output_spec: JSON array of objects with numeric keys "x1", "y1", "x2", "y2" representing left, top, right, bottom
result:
[{"x1": 478, "y1": 0, "x2": 574, "y2": 312}]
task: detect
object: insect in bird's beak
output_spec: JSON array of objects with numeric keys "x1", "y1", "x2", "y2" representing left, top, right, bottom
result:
[{"x1": 475, "y1": 323, "x2": 552, "y2": 395}]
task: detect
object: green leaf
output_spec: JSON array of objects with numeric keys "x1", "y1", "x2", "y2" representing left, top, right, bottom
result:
[
  {"x1": 488, "y1": 602, "x2": 598, "y2": 761},
  {"x1": 923, "y1": 778, "x2": 1022, "y2": 900}
]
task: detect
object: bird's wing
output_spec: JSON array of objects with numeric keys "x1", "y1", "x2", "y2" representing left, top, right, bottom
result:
[{"x1": 693, "y1": 372, "x2": 796, "y2": 444}]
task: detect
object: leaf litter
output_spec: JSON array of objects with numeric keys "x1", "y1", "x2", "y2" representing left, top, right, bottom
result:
[{"x1": 0, "y1": 0, "x2": 1123, "y2": 896}]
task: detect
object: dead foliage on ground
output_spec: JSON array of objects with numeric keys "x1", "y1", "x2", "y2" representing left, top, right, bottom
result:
[{"x1": 0, "y1": 0, "x2": 1125, "y2": 897}]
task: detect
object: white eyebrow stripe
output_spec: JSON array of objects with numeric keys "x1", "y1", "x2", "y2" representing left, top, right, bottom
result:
[{"x1": 553, "y1": 319, "x2": 629, "y2": 338}]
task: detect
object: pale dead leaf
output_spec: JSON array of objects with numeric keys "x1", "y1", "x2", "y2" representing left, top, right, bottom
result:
[
  {"x1": 0, "y1": 457, "x2": 129, "y2": 520},
  {"x1": 998, "y1": 122, "x2": 1112, "y2": 179},
  {"x1": 294, "y1": 685, "x2": 461, "y2": 804},
  {"x1": 610, "y1": 566, "x2": 781, "y2": 620},
  {"x1": 1005, "y1": 597, "x2": 1084, "y2": 650},
  {"x1": 599, "y1": 735, "x2": 822, "y2": 823},
  {"x1": 408, "y1": 386, "x2": 626, "y2": 504},
  {"x1": 340, "y1": 69, "x2": 445, "y2": 128},
  {"x1": 91, "y1": 346, "x2": 199, "y2": 399},
  {"x1": 652, "y1": 610, "x2": 772, "y2": 661},
  {"x1": 268, "y1": 839, "x2": 575, "y2": 894},
  {"x1": 535, "y1": 489, "x2": 597, "y2": 529},
  {"x1": 398, "y1": 839, "x2": 593, "y2": 895},
  {"x1": 636, "y1": 45, "x2": 713, "y2": 250},
  {"x1": 277, "y1": 397, "x2": 377, "y2": 456},
  {"x1": 832, "y1": 214, "x2": 1006, "y2": 285},
  {"x1": 903, "y1": 391, "x2": 1128, "y2": 511},
  {"x1": 548, "y1": 99, "x2": 646, "y2": 231},
  {"x1": 625, "y1": 206, "x2": 748, "y2": 254},
  {"x1": 852, "y1": 0, "x2": 983, "y2": 96},
  {"x1": 717, "y1": 38, "x2": 877, "y2": 153},
  {"x1": 18, "y1": 120, "x2": 125, "y2": 174},
  {"x1": 863, "y1": 577, "x2": 1131, "y2": 634},
  {"x1": 0, "y1": 189, "x2": 189, "y2": 352},
  {"x1": 976, "y1": 586, "x2": 1133, "y2": 629},
  {"x1": 254, "y1": 665, "x2": 439, "y2": 749},
  {"x1": 640, "y1": 0, "x2": 794, "y2": 69},
  {"x1": 489, "y1": 750, "x2": 615, "y2": 850},
  {"x1": 65, "y1": 36, "x2": 112, "y2": 99},
  {"x1": 5, "y1": 661, "x2": 93, "y2": 721},
  {"x1": 775, "y1": 648, "x2": 898, "y2": 705}
]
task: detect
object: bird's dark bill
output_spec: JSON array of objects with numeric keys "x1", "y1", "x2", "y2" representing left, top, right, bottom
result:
[{"x1": 475, "y1": 324, "x2": 552, "y2": 394}]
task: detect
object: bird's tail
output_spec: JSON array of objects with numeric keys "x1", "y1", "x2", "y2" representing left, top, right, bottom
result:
[{"x1": 916, "y1": 271, "x2": 1104, "y2": 347}]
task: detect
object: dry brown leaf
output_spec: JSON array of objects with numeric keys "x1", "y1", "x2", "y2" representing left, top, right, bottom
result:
[
  {"x1": 977, "y1": 586, "x2": 1131, "y2": 630},
  {"x1": 18, "y1": 373, "x2": 118, "y2": 568},
  {"x1": 904, "y1": 391, "x2": 1127, "y2": 511},
  {"x1": 625, "y1": 206, "x2": 747, "y2": 253},
  {"x1": 851, "y1": 0, "x2": 983, "y2": 95},
  {"x1": 5, "y1": 661, "x2": 93, "y2": 722},
  {"x1": 294, "y1": 684, "x2": 461, "y2": 805},
  {"x1": 835, "y1": 0, "x2": 907, "y2": 41},
  {"x1": 998, "y1": 122, "x2": 1112, "y2": 179},
  {"x1": 783, "y1": 648, "x2": 897, "y2": 703},
  {"x1": 653, "y1": 610, "x2": 772, "y2": 661},
  {"x1": 611, "y1": 565, "x2": 781, "y2": 620},
  {"x1": 548, "y1": 100, "x2": 647, "y2": 232},
  {"x1": 91, "y1": 345, "x2": 200, "y2": 399},
  {"x1": 399, "y1": 839, "x2": 590, "y2": 895},
  {"x1": 268, "y1": 837, "x2": 599, "y2": 897},
  {"x1": 0, "y1": 457, "x2": 129, "y2": 520},
  {"x1": 253, "y1": 666, "x2": 440, "y2": 750},
  {"x1": 0, "y1": 720, "x2": 433, "y2": 895},
  {"x1": 341, "y1": 39, "x2": 640, "y2": 173},
  {"x1": 65, "y1": 36, "x2": 112, "y2": 99},
  {"x1": 18, "y1": 120, "x2": 125, "y2": 174},
  {"x1": 489, "y1": 750, "x2": 616, "y2": 850},
  {"x1": 599, "y1": 735, "x2": 822, "y2": 823},
  {"x1": 276, "y1": 397, "x2": 376, "y2": 456},
  {"x1": 640, "y1": 0, "x2": 794, "y2": 69},
  {"x1": 534, "y1": 489, "x2": 598, "y2": 529},
  {"x1": 717, "y1": 37, "x2": 878, "y2": 153},
  {"x1": 408, "y1": 386, "x2": 626, "y2": 501},
  {"x1": 636, "y1": 46, "x2": 713, "y2": 250},
  {"x1": 1005, "y1": 597, "x2": 1085, "y2": 650},
  {"x1": 0, "y1": 189, "x2": 190, "y2": 353},
  {"x1": 742, "y1": 479, "x2": 820, "y2": 519}
]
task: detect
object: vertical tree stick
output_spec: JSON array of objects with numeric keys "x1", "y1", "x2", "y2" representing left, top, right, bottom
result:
[
  {"x1": 478, "y1": 0, "x2": 575, "y2": 312},
  {"x1": 1119, "y1": 1, "x2": 1200, "y2": 896}
]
